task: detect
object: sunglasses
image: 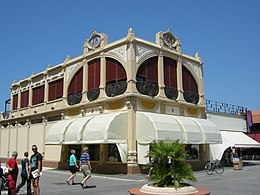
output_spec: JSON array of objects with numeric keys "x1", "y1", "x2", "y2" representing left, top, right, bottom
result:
[{"x1": 32, "y1": 148, "x2": 37, "y2": 151}]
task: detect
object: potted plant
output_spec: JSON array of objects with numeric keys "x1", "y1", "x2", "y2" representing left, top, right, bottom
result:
[{"x1": 129, "y1": 140, "x2": 210, "y2": 195}]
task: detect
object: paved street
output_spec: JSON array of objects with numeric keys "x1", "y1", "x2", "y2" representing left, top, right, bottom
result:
[{"x1": 2, "y1": 161, "x2": 260, "y2": 195}]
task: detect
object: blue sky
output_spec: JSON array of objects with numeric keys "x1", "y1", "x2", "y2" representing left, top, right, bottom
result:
[{"x1": 0, "y1": 0, "x2": 259, "y2": 111}]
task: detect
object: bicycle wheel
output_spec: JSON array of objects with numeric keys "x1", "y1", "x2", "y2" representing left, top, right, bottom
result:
[
  {"x1": 205, "y1": 163, "x2": 213, "y2": 175},
  {"x1": 216, "y1": 164, "x2": 224, "y2": 174}
]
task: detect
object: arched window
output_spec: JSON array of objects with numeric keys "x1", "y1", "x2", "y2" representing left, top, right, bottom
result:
[
  {"x1": 32, "y1": 85, "x2": 45, "y2": 105},
  {"x1": 87, "y1": 59, "x2": 100, "y2": 101},
  {"x1": 67, "y1": 67, "x2": 83, "y2": 105},
  {"x1": 164, "y1": 57, "x2": 178, "y2": 100},
  {"x1": 182, "y1": 66, "x2": 199, "y2": 104},
  {"x1": 136, "y1": 57, "x2": 159, "y2": 97},
  {"x1": 105, "y1": 58, "x2": 127, "y2": 97}
]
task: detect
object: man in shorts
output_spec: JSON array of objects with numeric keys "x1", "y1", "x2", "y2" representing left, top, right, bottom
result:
[
  {"x1": 79, "y1": 147, "x2": 92, "y2": 189},
  {"x1": 29, "y1": 145, "x2": 42, "y2": 195}
]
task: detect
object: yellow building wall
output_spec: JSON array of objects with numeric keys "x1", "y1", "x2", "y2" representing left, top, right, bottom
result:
[
  {"x1": 44, "y1": 145, "x2": 62, "y2": 161},
  {"x1": 0, "y1": 128, "x2": 10, "y2": 158},
  {"x1": 9, "y1": 127, "x2": 17, "y2": 155},
  {"x1": 17, "y1": 126, "x2": 29, "y2": 159},
  {"x1": 29, "y1": 124, "x2": 45, "y2": 156}
]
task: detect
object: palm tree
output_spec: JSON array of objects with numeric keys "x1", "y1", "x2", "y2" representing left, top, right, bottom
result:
[{"x1": 146, "y1": 140, "x2": 197, "y2": 189}]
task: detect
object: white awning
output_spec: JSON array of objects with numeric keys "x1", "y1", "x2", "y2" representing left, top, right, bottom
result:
[
  {"x1": 45, "y1": 118, "x2": 75, "y2": 144},
  {"x1": 136, "y1": 112, "x2": 222, "y2": 144},
  {"x1": 45, "y1": 112, "x2": 128, "y2": 163},
  {"x1": 210, "y1": 131, "x2": 260, "y2": 160},
  {"x1": 136, "y1": 112, "x2": 222, "y2": 164}
]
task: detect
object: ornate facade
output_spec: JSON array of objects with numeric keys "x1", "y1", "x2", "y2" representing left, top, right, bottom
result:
[{"x1": 0, "y1": 29, "x2": 222, "y2": 174}]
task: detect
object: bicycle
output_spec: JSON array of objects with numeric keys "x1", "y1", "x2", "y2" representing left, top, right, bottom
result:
[{"x1": 204, "y1": 160, "x2": 224, "y2": 175}]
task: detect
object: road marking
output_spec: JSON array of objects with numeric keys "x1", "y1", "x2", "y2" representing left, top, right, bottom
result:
[{"x1": 93, "y1": 175, "x2": 146, "y2": 182}]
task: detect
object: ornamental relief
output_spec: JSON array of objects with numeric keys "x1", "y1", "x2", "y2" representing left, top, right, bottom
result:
[
  {"x1": 107, "y1": 45, "x2": 126, "y2": 62},
  {"x1": 183, "y1": 59, "x2": 199, "y2": 78},
  {"x1": 135, "y1": 45, "x2": 155, "y2": 64}
]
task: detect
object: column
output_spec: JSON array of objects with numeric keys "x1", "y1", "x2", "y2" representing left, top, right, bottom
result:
[
  {"x1": 99, "y1": 54, "x2": 106, "y2": 99},
  {"x1": 176, "y1": 57, "x2": 185, "y2": 102},
  {"x1": 44, "y1": 74, "x2": 49, "y2": 103},
  {"x1": 157, "y1": 52, "x2": 166, "y2": 98},
  {"x1": 81, "y1": 59, "x2": 88, "y2": 102},
  {"x1": 126, "y1": 43, "x2": 137, "y2": 94},
  {"x1": 28, "y1": 80, "x2": 32, "y2": 107},
  {"x1": 126, "y1": 99, "x2": 139, "y2": 174}
]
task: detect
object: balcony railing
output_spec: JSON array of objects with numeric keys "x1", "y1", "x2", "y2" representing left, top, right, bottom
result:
[
  {"x1": 87, "y1": 88, "x2": 100, "y2": 102},
  {"x1": 164, "y1": 86, "x2": 178, "y2": 100},
  {"x1": 105, "y1": 81, "x2": 127, "y2": 97},
  {"x1": 183, "y1": 91, "x2": 199, "y2": 104},
  {"x1": 136, "y1": 81, "x2": 159, "y2": 97},
  {"x1": 206, "y1": 100, "x2": 247, "y2": 115},
  {"x1": 67, "y1": 92, "x2": 82, "y2": 106}
]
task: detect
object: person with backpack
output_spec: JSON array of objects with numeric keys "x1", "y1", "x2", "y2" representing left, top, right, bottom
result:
[{"x1": 16, "y1": 152, "x2": 32, "y2": 194}]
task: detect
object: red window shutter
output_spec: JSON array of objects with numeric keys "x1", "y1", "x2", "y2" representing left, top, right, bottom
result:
[
  {"x1": 21, "y1": 90, "x2": 29, "y2": 108},
  {"x1": 95, "y1": 60, "x2": 100, "y2": 88},
  {"x1": 117, "y1": 63, "x2": 126, "y2": 80},
  {"x1": 137, "y1": 57, "x2": 158, "y2": 84},
  {"x1": 56, "y1": 79, "x2": 63, "y2": 98},
  {"x1": 12, "y1": 94, "x2": 18, "y2": 110},
  {"x1": 48, "y1": 81, "x2": 56, "y2": 101},
  {"x1": 182, "y1": 66, "x2": 198, "y2": 93},
  {"x1": 38, "y1": 85, "x2": 45, "y2": 103},
  {"x1": 88, "y1": 62, "x2": 95, "y2": 90},
  {"x1": 137, "y1": 64, "x2": 147, "y2": 78},
  {"x1": 106, "y1": 58, "x2": 116, "y2": 82},
  {"x1": 164, "y1": 57, "x2": 177, "y2": 88},
  {"x1": 32, "y1": 87, "x2": 38, "y2": 105},
  {"x1": 68, "y1": 67, "x2": 83, "y2": 94},
  {"x1": 88, "y1": 59, "x2": 100, "y2": 90},
  {"x1": 147, "y1": 57, "x2": 158, "y2": 83},
  {"x1": 106, "y1": 58, "x2": 126, "y2": 83},
  {"x1": 75, "y1": 68, "x2": 83, "y2": 93}
]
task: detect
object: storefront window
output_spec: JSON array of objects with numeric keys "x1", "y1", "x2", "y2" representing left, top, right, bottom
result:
[
  {"x1": 67, "y1": 145, "x2": 82, "y2": 160},
  {"x1": 88, "y1": 144, "x2": 100, "y2": 161},
  {"x1": 107, "y1": 144, "x2": 121, "y2": 162},
  {"x1": 185, "y1": 145, "x2": 199, "y2": 159}
]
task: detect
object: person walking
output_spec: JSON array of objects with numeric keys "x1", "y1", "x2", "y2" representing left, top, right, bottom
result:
[
  {"x1": 79, "y1": 147, "x2": 92, "y2": 189},
  {"x1": 6, "y1": 151, "x2": 19, "y2": 195},
  {"x1": 16, "y1": 152, "x2": 32, "y2": 195},
  {"x1": 29, "y1": 145, "x2": 42, "y2": 195},
  {"x1": 66, "y1": 149, "x2": 79, "y2": 185}
]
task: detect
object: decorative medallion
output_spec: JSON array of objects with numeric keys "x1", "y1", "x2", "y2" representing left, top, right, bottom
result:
[
  {"x1": 161, "y1": 29, "x2": 179, "y2": 50},
  {"x1": 86, "y1": 31, "x2": 101, "y2": 50}
]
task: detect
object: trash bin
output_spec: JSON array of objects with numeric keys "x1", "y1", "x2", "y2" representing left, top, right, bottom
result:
[{"x1": 233, "y1": 157, "x2": 243, "y2": 170}]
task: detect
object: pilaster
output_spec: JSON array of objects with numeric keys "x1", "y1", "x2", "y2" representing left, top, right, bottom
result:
[{"x1": 176, "y1": 57, "x2": 185, "y2": 102}]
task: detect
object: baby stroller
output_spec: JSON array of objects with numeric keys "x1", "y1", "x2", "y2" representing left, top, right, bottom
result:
[{"x1": 1, "y1": 168, "x2": 9, "y2": 191}]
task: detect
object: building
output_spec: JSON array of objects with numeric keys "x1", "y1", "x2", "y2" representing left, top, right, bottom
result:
[{"x1": 0, "y1": 29, "x2": 223, "y2": 174}]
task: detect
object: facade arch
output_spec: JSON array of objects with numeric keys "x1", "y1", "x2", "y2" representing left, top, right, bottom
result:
[
  {"x1": 182, "y1": 65, "x2": 199, "y2": 104},
  {"x1": 105, "y1": 57, "x2": 127, "y2": 97},
  {"x1": 67, "y1": 66, "x2": 83, "y2": 106},
  {"x1": 136, "y1": 56, "x2": 159, "y2": 97}
]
